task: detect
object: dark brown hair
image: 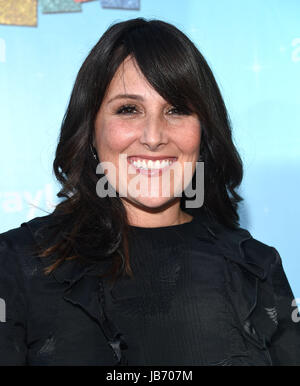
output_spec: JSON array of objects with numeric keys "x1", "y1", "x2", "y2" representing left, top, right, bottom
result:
[{"x1": 37, "y1": 17, "x2": 243, "y2": 284}]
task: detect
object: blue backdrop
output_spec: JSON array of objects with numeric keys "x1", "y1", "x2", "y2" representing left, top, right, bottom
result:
[{"x1": 0, "y1": 0, "x2": 299, "y2": 298}]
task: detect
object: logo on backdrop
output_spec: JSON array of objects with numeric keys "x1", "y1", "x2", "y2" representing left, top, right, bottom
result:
[{"x1": 0, "y1": 183, "x2": 57, "y2": 221}]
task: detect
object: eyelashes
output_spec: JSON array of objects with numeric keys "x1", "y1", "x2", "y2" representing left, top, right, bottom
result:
[
  {"x1": 116, "y1": 104, "x2": 137, "y2": 115},
  {"x1": 115, "y1": 104, "x2": 192, "y2": 116}
]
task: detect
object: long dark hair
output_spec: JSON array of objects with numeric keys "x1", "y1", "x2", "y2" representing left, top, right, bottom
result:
[{"x1": 37, "y1": 17, "x2": 243, "y2": 284}]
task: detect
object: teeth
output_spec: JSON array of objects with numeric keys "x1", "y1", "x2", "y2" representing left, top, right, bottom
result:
[
  {"x1": 130, "y1": 158, "x2": 175, "y2": 170},
  {"x1": 154, "y1": 160, "x2": 160, "y2": 168}
]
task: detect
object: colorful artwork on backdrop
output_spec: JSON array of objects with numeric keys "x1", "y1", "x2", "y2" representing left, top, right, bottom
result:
[
  {"x1": 101, "y1": 0, "x2": 140, "y2": 10},
  {"x1": 40, "y1": 0, "x2": 82, "y2": 13},
  {"x1": 0, "y1": 0, "x2": 140, "y2": 27},
  {"x1": 0, "y1": 0, "x2": 37, "y2": 27}
]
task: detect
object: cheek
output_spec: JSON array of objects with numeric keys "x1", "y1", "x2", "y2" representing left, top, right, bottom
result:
[
  {"x1": 95, "y1": 119, "x2": 134, "y2": 155},
  {"x1": 176, "y1": 122, "x2": 201, "y2": 155}
]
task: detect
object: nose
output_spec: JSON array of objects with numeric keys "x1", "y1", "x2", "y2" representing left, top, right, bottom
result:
[{"x1": 139, "y1": 114, "x2": 168, "y2": 151}]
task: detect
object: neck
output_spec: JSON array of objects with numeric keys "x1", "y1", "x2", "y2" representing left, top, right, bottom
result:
[{"x1": 121, "y1": 198, "x2": 193, "y2": 228}]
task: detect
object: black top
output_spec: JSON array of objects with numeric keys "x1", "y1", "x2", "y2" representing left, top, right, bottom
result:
[
  {"x1": 0, "y1": 209, "x2": 300, "y2": 366},
  {"x1": 105, "y1": 214, "x2": 242, "y2": 366},
  {"x1": 102, "y1": 214, "x2": 275, "y2": 365}
]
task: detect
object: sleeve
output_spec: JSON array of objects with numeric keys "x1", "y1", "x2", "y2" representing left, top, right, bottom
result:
[
  {"x1": 268, "y1": 247, "x2": 300, "y2": 366},
  {"x1": 0, "y1": 236, "x2": 28, "y2": 365}
]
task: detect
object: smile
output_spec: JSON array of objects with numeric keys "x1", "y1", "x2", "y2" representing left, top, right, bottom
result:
[{"x1": 127, "y1": 156, "x2": 178, "y2": 176}]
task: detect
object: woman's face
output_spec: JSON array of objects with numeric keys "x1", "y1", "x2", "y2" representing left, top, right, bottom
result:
[{"x1": 94, "y1": 56, "x2": 201, "y2": 214}]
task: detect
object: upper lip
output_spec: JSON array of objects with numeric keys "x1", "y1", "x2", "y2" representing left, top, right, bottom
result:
[{"x1": 127, "y1": 155, "x2": 177, "y2": 161}]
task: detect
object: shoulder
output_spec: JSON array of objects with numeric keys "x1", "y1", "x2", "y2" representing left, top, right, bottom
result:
[
  {"x1": 0, "y1": 213, "x2": 54, "y2": 246},
  {"x1": 0, "y1": 213, "x2": 55, "y2": 267},
  {"x1": 210, "y1": 221, "x2": 280, "y2": 280}
]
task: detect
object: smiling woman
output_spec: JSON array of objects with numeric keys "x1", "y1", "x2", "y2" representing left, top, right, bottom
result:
[
  {"x1": 0, "y1": 17, "x2": 299, "y2": 366},
  {"x1": 93, "y1": 55, "x2": 201, "y2": 226}
]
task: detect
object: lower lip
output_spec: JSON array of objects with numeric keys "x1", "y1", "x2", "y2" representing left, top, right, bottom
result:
[{"x1": 127, "y1": 159, "x2": 177, "y2": 177}]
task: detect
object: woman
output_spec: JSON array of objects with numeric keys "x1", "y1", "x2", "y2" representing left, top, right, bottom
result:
[{"x1": 0, "y1": 17, "x2": 299, "y2": 366}]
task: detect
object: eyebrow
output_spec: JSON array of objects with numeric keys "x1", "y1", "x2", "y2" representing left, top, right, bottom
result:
[{"x1": 106, "y1": 94, "x2": 144, "y2": 104}]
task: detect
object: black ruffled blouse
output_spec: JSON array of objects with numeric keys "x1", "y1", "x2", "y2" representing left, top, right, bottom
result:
[
  {"x1": 106, "y1": 214, "x2": 252, "y2": 366},
  {"x1": 0, "y1": 209, "x2": 300, "y2": 365}
]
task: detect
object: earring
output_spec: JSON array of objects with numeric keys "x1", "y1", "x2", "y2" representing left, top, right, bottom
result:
[{"x1": 90, "y1": 144, "x2": 98, "y2": 161}]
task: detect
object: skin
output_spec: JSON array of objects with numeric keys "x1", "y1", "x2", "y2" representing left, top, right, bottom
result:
[{"x1": 94, "y1": 55, "x2": 201, "y2": 228}]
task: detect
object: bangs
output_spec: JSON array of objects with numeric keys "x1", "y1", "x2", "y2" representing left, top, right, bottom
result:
[{"x1": 115, "y1": 21, "x2": 203, "y2": 115}]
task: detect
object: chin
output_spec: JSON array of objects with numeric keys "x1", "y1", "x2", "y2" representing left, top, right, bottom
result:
[{"x1": 130, "y1": 196, "x2": 177, "y2": 210}]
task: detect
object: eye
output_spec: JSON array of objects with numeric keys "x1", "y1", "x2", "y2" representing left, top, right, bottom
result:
[
  {"x1": 167, "y1": 106, "x2": 192, "y2": 116},
  {"x1": 115, "y1": 104, "x2": 138, "y2": 115}
]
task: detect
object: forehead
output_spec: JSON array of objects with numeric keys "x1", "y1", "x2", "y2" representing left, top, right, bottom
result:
[{"x1": 104, "y1": 56, "x2": 159, "y2": 99}]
